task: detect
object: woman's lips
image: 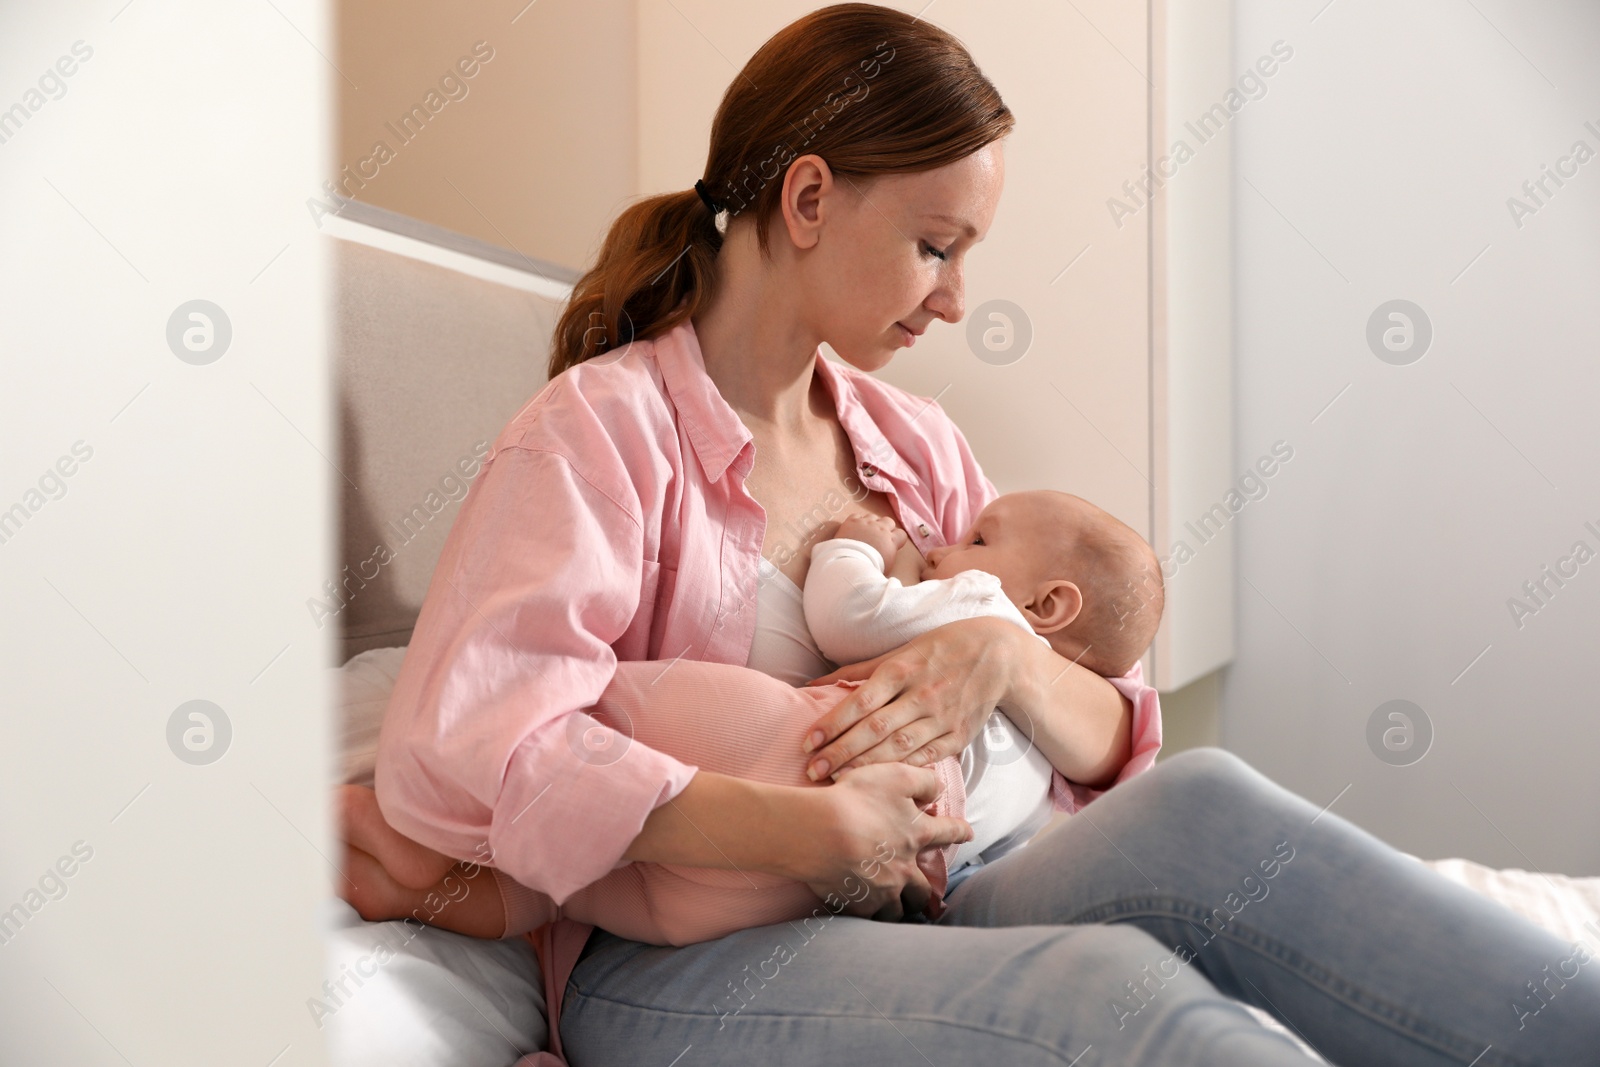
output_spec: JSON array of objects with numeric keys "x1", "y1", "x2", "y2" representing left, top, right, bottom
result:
[{"x1": 897, "y1": 322, "x2": 916, "y2": 347}]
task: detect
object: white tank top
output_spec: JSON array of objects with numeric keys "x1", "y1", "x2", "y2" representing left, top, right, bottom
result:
[
  {"x1": 745, "y1": 557, "x2": 1055, "y2": 871},
  {"x1": 746, "y1": 557, "x2": 836, "y2": 687}
]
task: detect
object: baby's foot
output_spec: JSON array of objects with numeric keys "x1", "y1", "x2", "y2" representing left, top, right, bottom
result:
[
  {"x1": 340, "y1": 842, "x2": 428, "y2": 923},
  {"x1": 339, "y1": 783, "x2": 457, "y2": 890},
  {"x1": 340, "y1": 843, "x2": 510, "y2": 938}
]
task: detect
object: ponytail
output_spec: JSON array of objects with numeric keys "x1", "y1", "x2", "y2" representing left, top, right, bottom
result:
[{"x1": 547, "y1": 189, "x2": 723, "y2": 379}]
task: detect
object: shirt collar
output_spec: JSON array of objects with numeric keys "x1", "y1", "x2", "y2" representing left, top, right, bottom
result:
[
  {"x1": 653, "y1": 317, "x2": 753, "y2": 483},
  {"x1": 653, "y1": 316, "x2": 920, "y2": 489},
  {"x1": 812, "y1": 355, "x2": 921, "y2": 488}
]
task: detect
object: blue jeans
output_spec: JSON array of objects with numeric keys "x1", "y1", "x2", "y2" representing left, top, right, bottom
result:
[{"x1": 559, "y1": 749, "x2": 1600, "y2": 1065}]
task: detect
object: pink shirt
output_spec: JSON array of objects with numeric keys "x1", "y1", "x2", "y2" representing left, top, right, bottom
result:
[{"x1": 376, "y1": 316, "x2": 1162, "y2": 1060}]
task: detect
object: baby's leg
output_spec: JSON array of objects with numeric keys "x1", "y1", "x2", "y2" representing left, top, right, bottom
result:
[
  {"x1": 593, "y1": 661, "x2": 846, "y2": 789},
  {"x1": 340, "y1": 840, "x2": 507, "y2": 939},
  {"x1": 339, "y1": 783, "x2": 456, "y2": 889},
  {"x1": 338, "y1": 667, "x2": 837, "y2": 942},
  {"x1": 351, "y1": 662, "x2": 965, "y2": 945}
]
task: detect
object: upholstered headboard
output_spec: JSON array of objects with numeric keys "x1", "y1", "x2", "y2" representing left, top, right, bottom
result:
[{"x1": 326, "y1": 200, "x2": 578, "y2": 664}]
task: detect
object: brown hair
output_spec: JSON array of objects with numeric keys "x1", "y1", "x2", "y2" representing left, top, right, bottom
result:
[{"x1": 547, "y1": 2, "x2": 1014, "y2": 379}]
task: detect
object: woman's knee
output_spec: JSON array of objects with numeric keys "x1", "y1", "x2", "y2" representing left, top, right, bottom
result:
[
  {"x1": 1148, "y1": 747, "x2": 1266, "y2": 804},
  {"x1": 1125, "y1": 748, "x2": 1303, "y2": 833}
]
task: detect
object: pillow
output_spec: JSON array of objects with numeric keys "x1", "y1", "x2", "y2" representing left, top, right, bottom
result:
[{"x1": 333, "y1": 645, "x2": 408, "y2": 789}]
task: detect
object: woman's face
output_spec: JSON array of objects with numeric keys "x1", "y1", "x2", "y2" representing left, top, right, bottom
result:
[{"x1": 789, "y1": 141, "x2": 1005, "y2": 372}]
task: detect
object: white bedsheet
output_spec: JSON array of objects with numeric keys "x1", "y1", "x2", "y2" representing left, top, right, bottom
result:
[{"x1": 320, "y1": 898, "x2": 548, "y2": 1067}]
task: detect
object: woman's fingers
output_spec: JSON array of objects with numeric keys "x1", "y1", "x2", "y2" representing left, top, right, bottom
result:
[
  {"x1": 837, "y1": 727, "x2": 961, "y2": 775},
  {"x1": 804, "y1": 664, "x2": 917, "y2": 778},
  {"x1": 901, "y1": 730, "x2": 962, "y2": 770},
  {"x1": 922, "y1": 814, "x2": 974, "y2": 852},
  {"x1": 899, "y1": 761, "x2": 944, "y2": 807},
  {"x1": 803, "y1": 762, "x2": 969, "y2": 923},
  {"x1": 805, "y1": 651, "x2": 891, "y2": 687},
  {"x1": 898, "y1": 870, "x2": 932, "y2": 918},
  {"x1": 814, "y1": 706, "x2": 940, "y2": 780}
]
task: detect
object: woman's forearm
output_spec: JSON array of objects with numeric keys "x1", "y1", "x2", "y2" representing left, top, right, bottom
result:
[
  {"x1": 1006, "y1": 633, "x2": 1133, "y2": 789},
  {"x1": 621, "y1": 770, "x2": 811, "y2": 878}
]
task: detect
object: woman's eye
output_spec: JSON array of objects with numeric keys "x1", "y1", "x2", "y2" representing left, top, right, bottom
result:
[
  {"x1": 971, "y1": 534, "x2": 984, "y2": 546},
  {"x1": 921, "y1": 242, "x2": 949, "y2": 262}
]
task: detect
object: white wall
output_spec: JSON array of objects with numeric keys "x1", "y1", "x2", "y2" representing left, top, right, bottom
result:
[
  {"x1": 1225, "y1": 1, "x2": 1600, "y2": 875},
  {"x1": 1, "y1": 1, "x2": 331, "y2": 1062}
]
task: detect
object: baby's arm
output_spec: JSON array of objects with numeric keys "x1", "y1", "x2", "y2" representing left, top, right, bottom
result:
[{"x1": 804, "y1": 533, "x2": 1027, "y2": 667}]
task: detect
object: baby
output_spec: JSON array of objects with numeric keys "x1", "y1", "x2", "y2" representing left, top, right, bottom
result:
[
  {"x1": 342, "y1": 490, "x2": 1163, "y2": 945},
  {"x1": 807, "y1": 489, "x2": 1164, "y2": 881}
]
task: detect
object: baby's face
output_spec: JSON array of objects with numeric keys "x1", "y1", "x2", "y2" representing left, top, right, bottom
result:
[{"x1": 921, "y1": 492, "x2": 1075, "y2": 603}]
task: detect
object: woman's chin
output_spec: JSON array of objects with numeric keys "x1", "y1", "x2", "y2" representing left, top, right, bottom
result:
[{"x1": 830, "y1": 340, "x2": 899, "y2": 373}]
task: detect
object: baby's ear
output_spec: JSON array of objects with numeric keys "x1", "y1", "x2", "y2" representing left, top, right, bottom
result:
[{"x1": 1023, "y1": 580, "x2": 1083, "y2": 635}]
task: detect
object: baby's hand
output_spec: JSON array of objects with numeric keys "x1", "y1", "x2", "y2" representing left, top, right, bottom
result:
[{"x1": 836, "y1": 513, "x2": 907, "y2": 569}]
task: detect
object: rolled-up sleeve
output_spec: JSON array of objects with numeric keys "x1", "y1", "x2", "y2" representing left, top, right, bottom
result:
[
  {"x1": 374, "y1": 444, "x2": 699, "y2": 904},
  {"x1": 1047, "y1": 661, "x2": 1163, "y2": 814}
]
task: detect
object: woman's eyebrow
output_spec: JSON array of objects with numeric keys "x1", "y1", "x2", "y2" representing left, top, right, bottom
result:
[{"x1": 924, "y1": 213, "x2": 978, "y2": 238}]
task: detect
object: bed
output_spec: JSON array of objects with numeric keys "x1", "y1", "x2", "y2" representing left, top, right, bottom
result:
[{"x1": 322, "y1": 202, "x2": 1600, "y2": 1065}]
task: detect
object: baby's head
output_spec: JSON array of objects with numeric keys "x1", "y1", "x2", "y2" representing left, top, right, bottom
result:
[{"x1": 922, "y1": 491, "x2": 1164, "y2": 677}]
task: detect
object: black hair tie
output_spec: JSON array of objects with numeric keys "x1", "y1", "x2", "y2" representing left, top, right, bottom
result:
[{"x1": 694, "y1": 179, "x2": 726, "y2": 215}]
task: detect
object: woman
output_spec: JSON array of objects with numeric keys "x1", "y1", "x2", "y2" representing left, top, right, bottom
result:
[{"x1": 354, "y1": 5, "x2": 1599, "y2": 1064}]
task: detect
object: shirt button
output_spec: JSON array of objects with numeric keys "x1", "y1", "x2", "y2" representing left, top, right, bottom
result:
[
  {"x1": 917, "y1": 523, "x2": 930, "y2": 537},
  {"x1": 859, "y1": 462, "x2": 878, "y2": 478}
]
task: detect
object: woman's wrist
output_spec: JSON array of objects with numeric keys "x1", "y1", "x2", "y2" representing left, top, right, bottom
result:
[{"x1": 991, "y1": 615, "x2": 1036, "y2": 710}]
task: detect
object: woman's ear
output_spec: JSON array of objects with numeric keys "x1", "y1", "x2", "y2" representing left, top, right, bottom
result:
[
  {"x1": 780, "y1": 153, "x2": 834, "y2": 251},
  {"x1": 1022, "y1": 580, "x2": 1082, "y2": 636}
]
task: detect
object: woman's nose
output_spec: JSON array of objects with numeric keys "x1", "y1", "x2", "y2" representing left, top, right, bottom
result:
[{"x1": 929, "y1": 263, "x2": 965, "y2": 324}]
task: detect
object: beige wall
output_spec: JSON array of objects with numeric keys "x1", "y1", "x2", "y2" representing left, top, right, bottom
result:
[
  {"x1": 336, "y1": 0, "x2": 637, "y2": 270},
  {"x1": 336, "y1": 1, "x2": 1153, "y2": 531}
]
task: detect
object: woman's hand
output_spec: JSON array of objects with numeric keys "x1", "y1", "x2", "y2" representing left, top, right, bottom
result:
[
  {"x1": 802, "y1": 615, "x2": 1023, "y2": 781},
  {"x1": 777, "y1": 762, "x2": 973, "y2": 922}
]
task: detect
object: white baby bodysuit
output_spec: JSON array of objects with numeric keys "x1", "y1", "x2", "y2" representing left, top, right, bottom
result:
[{"x1": 802, "y1": 537, "x2": 1057, "y2": 871}]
